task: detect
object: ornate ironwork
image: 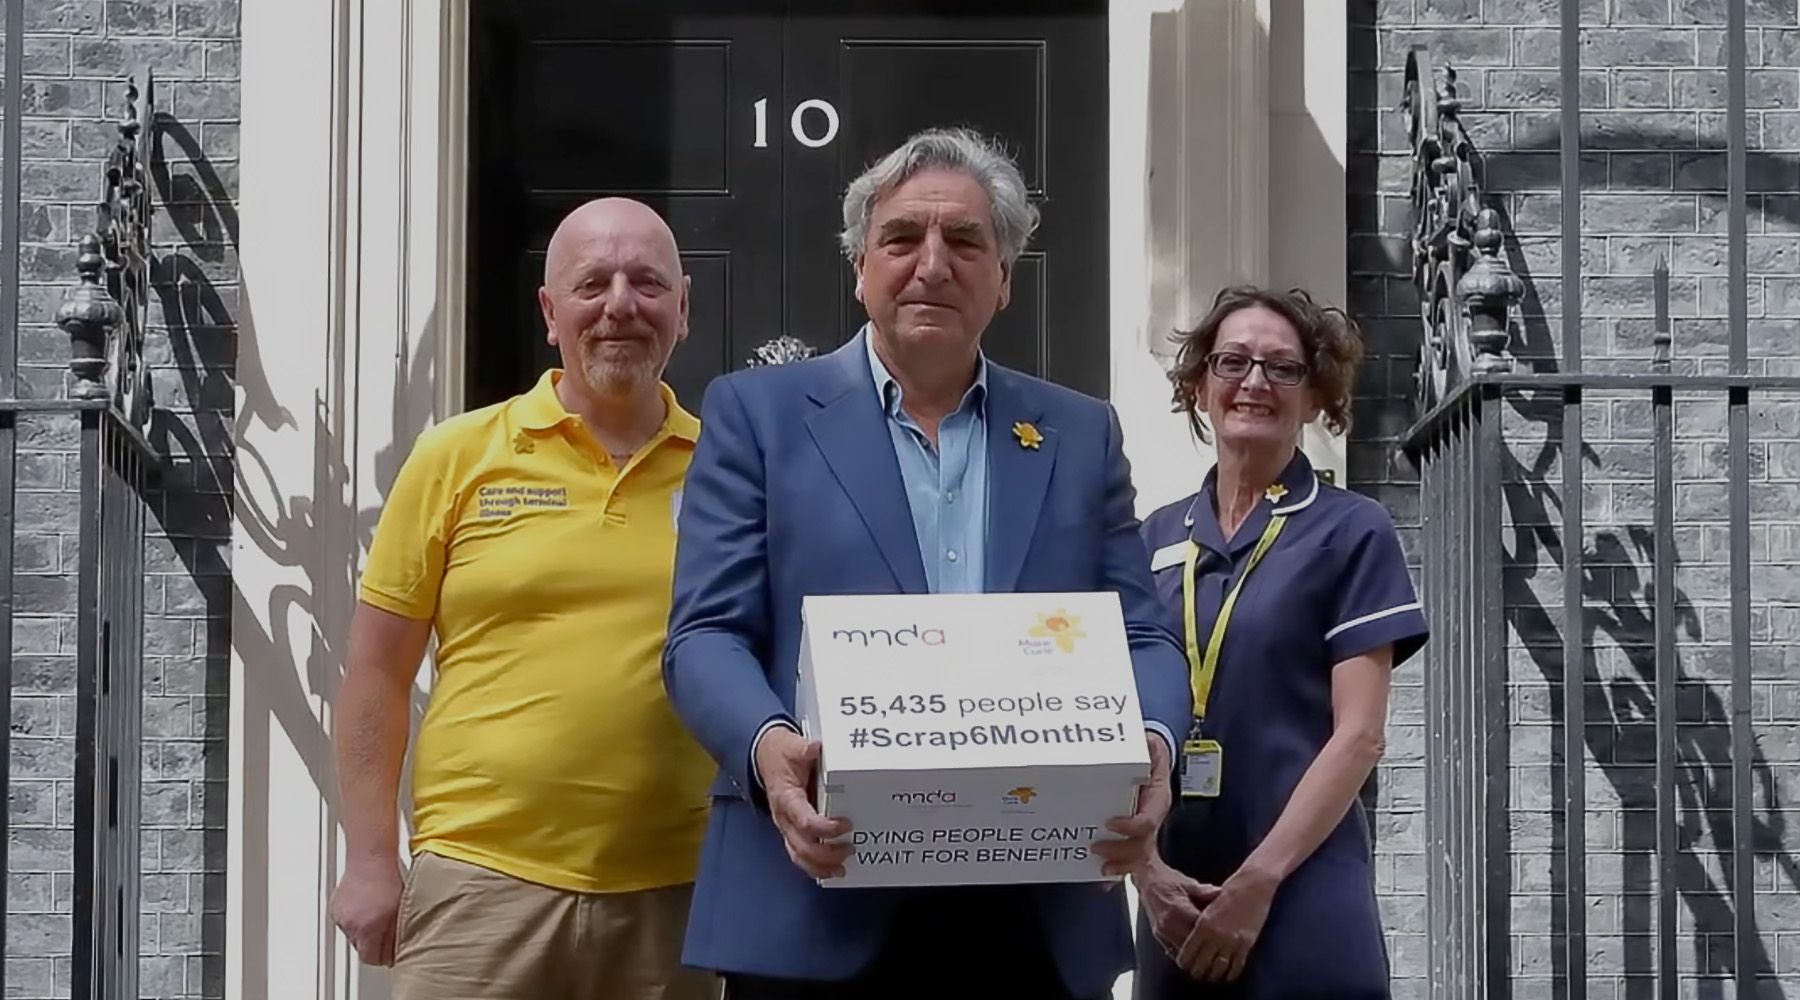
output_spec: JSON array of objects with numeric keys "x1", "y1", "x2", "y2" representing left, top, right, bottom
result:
[
  {"x1": 745, "y1": 334, "x2": 817, "y2": 367},
  {"x1": 55, "y1": 72, "x2": 156, "y2": 429},
  {"x1": 1404, "y1": 47, "x2": 1522, "y2": 418}
]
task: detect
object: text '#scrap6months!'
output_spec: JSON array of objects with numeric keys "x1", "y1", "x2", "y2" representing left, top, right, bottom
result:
[{"x1": 849, "y1": 721, "x2": 1129, "y2": 750}]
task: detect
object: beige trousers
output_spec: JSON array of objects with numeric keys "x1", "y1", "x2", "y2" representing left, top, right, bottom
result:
[{"x1": 392, "y1": 852, "x2": 720, "y2": 1000}]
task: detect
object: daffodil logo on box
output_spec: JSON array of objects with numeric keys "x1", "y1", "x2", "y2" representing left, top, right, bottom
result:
[
  {"x1": 1027, "y1": 610, "x2": 1085, "y2": 653},
  {"x1": 1003, "y1": 786, "x2": 1037, "y2": 805}
]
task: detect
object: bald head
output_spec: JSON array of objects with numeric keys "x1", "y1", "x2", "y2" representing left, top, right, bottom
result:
[
  {"x1": 537, "y1": 197, "x2": 689, "y2": 405},
  {"x1": 544, "y1": 197, "x2": 683, "y2": 287}
]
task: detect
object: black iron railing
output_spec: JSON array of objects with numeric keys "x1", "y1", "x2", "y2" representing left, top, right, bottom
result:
[
  {"x1": 1402, "y1": 0, "x2": 1785, "y2": 994},
  {"x1": 0, "y1": 73, "x2": 161, "y2": 1000}
]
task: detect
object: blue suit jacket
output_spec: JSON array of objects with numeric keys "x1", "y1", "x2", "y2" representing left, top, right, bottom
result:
[{"x1": 663, "y1": 333, "x2": 1192, "y2": 995}]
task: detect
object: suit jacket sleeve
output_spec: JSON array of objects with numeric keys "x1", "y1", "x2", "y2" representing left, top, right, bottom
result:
[
  {"x1": 663, "y1": 376, "x2": 788, "y2": 801},
  {"x1": 1099, "y1": 404, "x2": 1194, "y2": 749}
]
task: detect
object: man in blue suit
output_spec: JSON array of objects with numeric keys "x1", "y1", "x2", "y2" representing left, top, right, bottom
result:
[{"x1": 663, "y1": 127, "x2": 1192, "y2": 999}]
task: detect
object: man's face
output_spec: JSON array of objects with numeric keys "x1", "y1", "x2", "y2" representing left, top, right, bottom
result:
[
  {"x1": 537, "y1": 209, "x2": 689, "y2": 400},
  {"x1": 855, "y1": 167, "x2": 1011, "y2": 358}
]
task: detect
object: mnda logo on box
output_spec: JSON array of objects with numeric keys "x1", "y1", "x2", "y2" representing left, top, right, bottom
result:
[
  {"x1": 830, "y1": 623, "x2": 947, "y2": 647},
  {"x1": 891, "y1": 789, "x2": 959, "y2": 806}
]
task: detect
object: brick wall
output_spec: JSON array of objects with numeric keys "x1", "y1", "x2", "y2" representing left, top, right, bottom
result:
[
  {"x1": 1350, "y1": 1, "x2": 1800, "y2": 996},
  {"x1": 4, "y1": 1, "x2": 237, "y2": 997}
]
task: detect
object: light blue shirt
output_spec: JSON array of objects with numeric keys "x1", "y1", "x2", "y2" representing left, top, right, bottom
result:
[{"x1": 865, "y1": 331, "x2": 990, "y2": 594}]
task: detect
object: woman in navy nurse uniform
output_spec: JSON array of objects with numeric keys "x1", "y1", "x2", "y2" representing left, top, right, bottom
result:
[{"x1": 1131, "y1": 287, "x2": 1429, "y2": 999}]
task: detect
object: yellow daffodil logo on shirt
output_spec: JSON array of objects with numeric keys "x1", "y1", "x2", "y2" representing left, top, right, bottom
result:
[
  {"x1": 1013, "y1": 421, "x2": 1043, "y2": 450},
  {"x1": 1027, "y1": 609, "x2": 1085, "y2": 653},
  {"x1": 1264, "y1": 482, "x2": 1288, "y2": 503}
]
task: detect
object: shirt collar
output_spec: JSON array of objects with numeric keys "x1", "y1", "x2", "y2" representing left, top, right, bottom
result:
[
  {"x1": 1186, "y1": 447, "x2": 1322, "y2": 528},
  {"x1": 863, "y1": 324, "x2": 988, "y2": 418},
  {"x1": 511, "y1": 369, "x2": 699, "y2": 443}
]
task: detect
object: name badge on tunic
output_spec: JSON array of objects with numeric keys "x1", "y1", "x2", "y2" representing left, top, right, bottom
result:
[
  {"x1": 1151, "y1": 541, "x2": 1188, "y2": 573},
  {"x1": 1181, "y1": 738, "x2": 1222, "y2": 798}
]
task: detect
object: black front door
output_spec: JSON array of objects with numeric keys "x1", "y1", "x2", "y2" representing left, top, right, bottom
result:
[{"x1": 466, "y1": 1, "x2": 1108, "y2": 411}]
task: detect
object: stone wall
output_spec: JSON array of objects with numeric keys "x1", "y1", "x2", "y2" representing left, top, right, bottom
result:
[{"x1": 4, "y1": 0, "x2": 237, "y2": 997}]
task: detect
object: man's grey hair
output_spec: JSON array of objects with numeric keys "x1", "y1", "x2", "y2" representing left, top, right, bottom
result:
[{"x1": 838, "y1": 127, "x2": 1040, "y2": 266}]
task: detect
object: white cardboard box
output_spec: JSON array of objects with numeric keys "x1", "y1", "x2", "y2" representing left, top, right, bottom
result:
[{"x1": 796, "y1": 592, "x2": 1152, "y2": 888}]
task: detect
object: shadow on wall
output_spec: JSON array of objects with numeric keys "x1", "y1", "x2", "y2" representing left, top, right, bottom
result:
[
  {"x1": 1490, "y1": 187, "x2": 1800, "y2": 996},
  {"x1": 147, "y1": 109, "x2": 433, "y2": 999},
  {"x1": 1347, "y1": 15, "x2": 1800, "y2": 988}
]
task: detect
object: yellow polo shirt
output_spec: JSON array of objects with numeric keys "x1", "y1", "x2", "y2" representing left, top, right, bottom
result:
[{"x1": 358, "y1": 370, "x2": 712, "y2": 893}]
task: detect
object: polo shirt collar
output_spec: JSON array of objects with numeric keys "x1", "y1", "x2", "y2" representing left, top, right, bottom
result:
[
  {"x1": 863, "y1": 323, "x2": 988, "y2": 418},
  {"x1": 512, "y1": 369, "x2": 699, "y2": 443}
]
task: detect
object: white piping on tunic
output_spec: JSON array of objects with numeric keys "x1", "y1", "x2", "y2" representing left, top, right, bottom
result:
[
  {"x1": 1324, "y1": 602, "x2": 1424, "y2": 641},
  {"x1": 1271, "y1": 474, "x2": 1321, "y2": 515},
  {"x1": 1182, "y1": 473, "x2": 1322, "y2": 525}
]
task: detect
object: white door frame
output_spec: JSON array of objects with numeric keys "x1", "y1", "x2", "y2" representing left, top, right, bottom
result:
[{"x1": 231, "y1": 0, "x2": 466, "y2": 995}]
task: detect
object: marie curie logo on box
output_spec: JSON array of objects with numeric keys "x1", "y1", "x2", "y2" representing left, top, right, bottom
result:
[
  {"x1": 1002, "y1": 786, "x2": 1038, "y2": 805},
  {"x1": 1019, "y1": 608, "x2": 1085, "y2": 656}
]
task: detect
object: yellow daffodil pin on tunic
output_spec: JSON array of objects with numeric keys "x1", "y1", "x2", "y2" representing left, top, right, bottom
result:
[
  {"x1": 1264, "y1": 482, "x2": 1288, "y2": 503},
  {"x1": 1013, "y1": 421, "x2": 1043, "y2": 450}
]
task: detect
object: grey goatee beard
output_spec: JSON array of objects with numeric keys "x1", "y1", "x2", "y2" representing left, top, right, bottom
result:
[{"x1": 577, "y1": 327, "x2": 661, "y2": 398}]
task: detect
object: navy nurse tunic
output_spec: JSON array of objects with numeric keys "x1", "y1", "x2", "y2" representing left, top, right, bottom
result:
[{"x1": 1133, "y1": 451, "x2": 1428, "y2": 1000}]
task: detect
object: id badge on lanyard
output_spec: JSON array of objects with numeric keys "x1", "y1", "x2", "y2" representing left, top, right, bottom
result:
[{"x1": 1180, "y1": 514, "x2": 1286, "y2": 798}]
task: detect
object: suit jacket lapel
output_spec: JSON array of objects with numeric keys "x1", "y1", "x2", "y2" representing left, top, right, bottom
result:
[
  {"x1": 984, "y1": 367, "x2": 1056, "y2": 592},
  {"x1": 805, "y1": 336, "x2": 930, "y2": 593}
]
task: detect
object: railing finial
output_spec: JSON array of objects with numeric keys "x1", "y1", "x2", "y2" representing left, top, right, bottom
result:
[
  {"x1": 56, "y1": 234, "x2": 120, "y2": 400},
  {"x1": 1457, "y1": 208, "x2": 1522, "y2": 374},
  {"x1": 1653, "y1": 255, "x2": 1672, "y2": 370}
]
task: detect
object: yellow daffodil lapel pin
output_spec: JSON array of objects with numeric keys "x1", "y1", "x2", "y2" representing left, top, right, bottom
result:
[
  {"x1": 512, "y1": 431, "x2": 535, "y2": 455},
  {"x1": 1264, "y1": 482, "x2": 1289, "y2": 503},
  {"x1": 1013, "y1": 421, "x2": 1044, "y2": 450}
]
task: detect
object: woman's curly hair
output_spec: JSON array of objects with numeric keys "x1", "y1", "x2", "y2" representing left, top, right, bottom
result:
[{"x1": 1166, "y1": 286, "x2": 1365, "y2": 444}]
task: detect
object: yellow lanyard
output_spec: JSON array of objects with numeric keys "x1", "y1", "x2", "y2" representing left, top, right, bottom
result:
[{"x1": 1181, "y1": 515, "x2": 1287, "y2": 719}]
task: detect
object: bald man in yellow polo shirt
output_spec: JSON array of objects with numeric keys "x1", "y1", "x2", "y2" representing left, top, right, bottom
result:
[{"x1": 328, "y1": 198, "x2": 718, "y2": 1000}]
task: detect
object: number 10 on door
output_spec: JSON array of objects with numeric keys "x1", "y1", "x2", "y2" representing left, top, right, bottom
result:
[{"x1": 754, "y1": 97, "x2": 841, "y2": 149}]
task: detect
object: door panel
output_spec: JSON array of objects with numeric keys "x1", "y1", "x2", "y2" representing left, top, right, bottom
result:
[
  {"x1": 519, "y1": 42, "x2": 735, "y2": 194},
  {"x1": 467, "y1": 2, "x2": 784, "y2": 409},
  {"x1": 839, "y1": 43, "x2": 1047, "y2": 192},
  {"x1": 783, "y1": 2, "x2": 1107, "y2": 395},
  {"x1": 467, "y1": 1, "x2": 1107, "y2": 410}
]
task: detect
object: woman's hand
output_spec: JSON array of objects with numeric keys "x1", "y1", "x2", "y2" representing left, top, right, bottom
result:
[
  {"x1": 1175, "y1": 864, "x2": 1279, "y2": 983},
  {"x1": 1134, "y1": 855, "x2": 1221, "y2": 959}
]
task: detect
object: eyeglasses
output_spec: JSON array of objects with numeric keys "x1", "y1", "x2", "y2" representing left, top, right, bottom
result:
[{"x1": 1205, "y1": 351, "x2": 1309, "y2": 387}]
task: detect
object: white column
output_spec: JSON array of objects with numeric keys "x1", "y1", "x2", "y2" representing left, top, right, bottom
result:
[
  {"x1": 1269, "y1": 0, "x2": 1349, "y2": 485},
  {"x1": 1110, "y1": 0, "x2": 1273, "y2": 518},
  {"x1": 231, "y1": 0, "x2": 464, "y2": 996}
]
